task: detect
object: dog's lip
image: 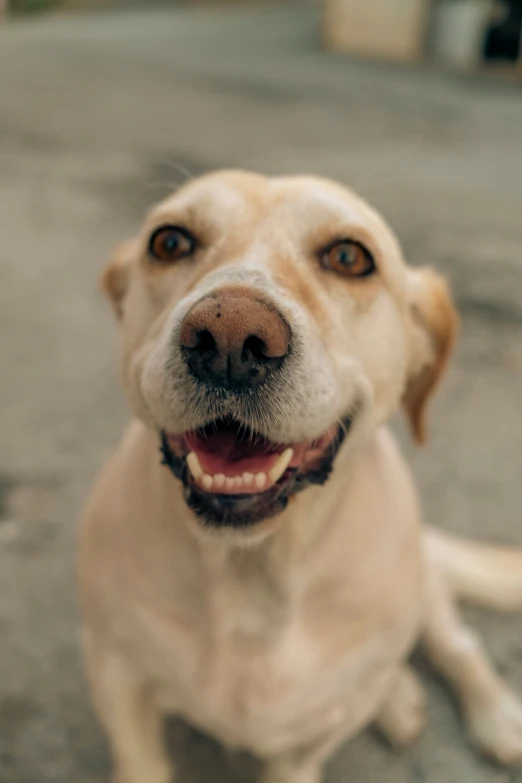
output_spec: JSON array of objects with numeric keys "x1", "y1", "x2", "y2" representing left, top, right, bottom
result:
[
  {"x1": 159, "y1": 417, "x2": 351, "y2": 527},
  {"x1": 166, "y1": 420, "x2": 340, "y2": 497}
]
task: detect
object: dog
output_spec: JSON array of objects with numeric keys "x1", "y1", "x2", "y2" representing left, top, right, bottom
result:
[{"x1": 79, "y1": 170, "x2": 522, "y2": 783}]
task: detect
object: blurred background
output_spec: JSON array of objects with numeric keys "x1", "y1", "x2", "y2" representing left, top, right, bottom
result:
[{"x1": 1, "y1": 1, "x2": 522, "y2": 782}]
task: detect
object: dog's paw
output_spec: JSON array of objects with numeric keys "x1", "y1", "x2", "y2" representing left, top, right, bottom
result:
[
  {"x1": 376, "y1": 667, "x2": 427, "y2": 748},
  {"x1": 467, "y1": 690, "x2": 522, "y2": 766}
]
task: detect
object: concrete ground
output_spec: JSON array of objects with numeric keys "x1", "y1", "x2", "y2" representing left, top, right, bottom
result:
[{"x1": 1, "y1": 3, "x2": 522, "y2": 782}]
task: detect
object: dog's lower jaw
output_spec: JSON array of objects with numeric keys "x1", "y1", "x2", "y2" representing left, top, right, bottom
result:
[{"x1": 185, "y1": 480, "x2": 293, "y2": 528}]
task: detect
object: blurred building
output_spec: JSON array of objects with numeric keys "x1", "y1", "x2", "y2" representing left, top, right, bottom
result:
[{"x1": 322, "y1": 0, "x2": 522, "y2": 72}]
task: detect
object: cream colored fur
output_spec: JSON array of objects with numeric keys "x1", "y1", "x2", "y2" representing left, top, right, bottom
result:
[{"x1": 79, "y1": 171, "x2": 522, "y2": 783}]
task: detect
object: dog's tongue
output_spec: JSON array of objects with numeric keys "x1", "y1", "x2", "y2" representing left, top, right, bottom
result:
[
  {"x1": 185, "y1": 427, "x2": 289, "y2": 476},
  {"x1": 188, "y1": 428, "x2": 273, "y2": 459}
]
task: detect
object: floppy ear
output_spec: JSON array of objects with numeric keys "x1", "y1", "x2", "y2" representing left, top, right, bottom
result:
[
  {"x1": 403, "y1": 267, "x2": 458, "y2": 445},
  {"x1": 100, "y1": 239, "x2": 137, "y2": 320}
]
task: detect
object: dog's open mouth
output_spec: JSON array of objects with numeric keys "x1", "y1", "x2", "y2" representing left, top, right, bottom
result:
[{"x1": 160, "y1": 418, "x2": 349, "y2": 528}]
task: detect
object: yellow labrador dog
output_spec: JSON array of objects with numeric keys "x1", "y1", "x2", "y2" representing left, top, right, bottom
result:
[{"x1": 79, "y1": 171, "x2": 522, "y2": 783}]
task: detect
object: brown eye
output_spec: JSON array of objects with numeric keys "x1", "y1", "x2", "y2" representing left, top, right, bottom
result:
[
  {"x1": 321, "y1": 240, "x2": 376, "y2": 278},
  {"x1": 149, "y1": 225, "x2": 195, "y2": 263}
]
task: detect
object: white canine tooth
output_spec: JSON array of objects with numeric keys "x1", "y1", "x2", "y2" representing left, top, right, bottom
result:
[
  {"x1": 234, "y1": 476, "x2": 243, "y2": 489},
  {"x1": 255, "y1": 473, "x2": 267, "y2": 489},
  {"x1": 214, "y1": 474, "x2": 226, "y2": 489},
  {"x1": 268, "y1": 448, "x2": 294, "y2": 485},
  {"x1": 225, "y1": 477, "x2": 235, "y2": 490},
  {"x1": 202, "y1": 474, "x2": 214, "y2": 491},
  {"x1": 187, "y1": 452, "x2": 203, "y2": 480},
  {"x1": 243, "y1": 472, "x2": 254, "y2": 485}
]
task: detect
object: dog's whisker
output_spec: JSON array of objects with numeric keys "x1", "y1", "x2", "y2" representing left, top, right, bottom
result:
[
  {"x1": 152, "y1": 159, "x2": 199, "y2": 184},
  {"x1": 141, "y1": 179, "x2": 187, "y2": 194}
]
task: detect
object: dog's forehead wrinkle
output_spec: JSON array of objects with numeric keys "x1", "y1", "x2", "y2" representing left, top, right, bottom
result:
[
  {"x1": 268, "y1": 177, "x2": 372, "y2": 220},
  {"x1": 286, "y1": 188, "x2": 361, "y2": 224},
  {"x1": 159, "y1": 178, "x2": 250, "y2": 225}
]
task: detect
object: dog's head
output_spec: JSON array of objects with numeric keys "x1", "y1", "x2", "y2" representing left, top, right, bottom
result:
[{"x1": 103, "y1": 171, "x2": 457, "y2": 534}]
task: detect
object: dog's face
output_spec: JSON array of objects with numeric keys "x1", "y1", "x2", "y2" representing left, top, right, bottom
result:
[{"x1": 103, "y1": 171, "x2": 456, "y2": 534}]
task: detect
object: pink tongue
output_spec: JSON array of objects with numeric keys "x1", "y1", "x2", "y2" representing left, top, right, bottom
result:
[{"x1": 185, "y1": 430, "x2": 284, "y2": 477}]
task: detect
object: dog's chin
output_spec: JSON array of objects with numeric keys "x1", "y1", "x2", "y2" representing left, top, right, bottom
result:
[
  {"x1": 186, "y1": 481, "x2": 294, "y2": 530},
  {"x1": 159, "y1": 417, "x2": 350, "y2": 530}
]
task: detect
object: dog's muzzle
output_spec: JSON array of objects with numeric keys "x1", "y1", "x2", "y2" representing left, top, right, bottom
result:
[{"x1": 158, "y1": 283, "x2": 353, "y2": 528}]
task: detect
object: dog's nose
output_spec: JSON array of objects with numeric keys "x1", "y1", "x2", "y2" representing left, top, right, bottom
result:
[{"x1": 180, "y1": 287, "x2": 290, "y2": 389}]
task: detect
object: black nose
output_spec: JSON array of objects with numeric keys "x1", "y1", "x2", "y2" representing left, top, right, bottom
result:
[{"x1": 180, "y1": 287, "x2": 290, "y2": 390}]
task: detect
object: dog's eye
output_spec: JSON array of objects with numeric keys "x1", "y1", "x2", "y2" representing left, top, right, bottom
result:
[
  {"x1": 149, "y1": 225, "x2": 196, "y2": 263},
  {"x1": 321, "y1": 240, "x2": 376, "y2": 279}
]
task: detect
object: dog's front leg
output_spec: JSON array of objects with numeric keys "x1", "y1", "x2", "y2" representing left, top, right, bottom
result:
[
  {"x1": 261, "y1": 758, "x2": 323, "y2": 783},
  {"x1": 261, "y1": 726, "x2": 348, "y2": 783},
  {"x1": 84, "y1": 633, "x2": 174, "y2": 783}
]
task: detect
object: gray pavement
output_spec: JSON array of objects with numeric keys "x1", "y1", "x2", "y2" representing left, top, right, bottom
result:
[{"x1": 1, "y1": 4, "x2": 522, "y2": 782}]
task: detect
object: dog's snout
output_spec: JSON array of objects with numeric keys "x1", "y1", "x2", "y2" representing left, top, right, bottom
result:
[{"x1": 180, "y1": 286, "x2": 290, "y2": 390}]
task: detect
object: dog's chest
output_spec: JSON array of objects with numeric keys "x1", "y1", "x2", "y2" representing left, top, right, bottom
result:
[{"x1": 135, "y1": 568, "x2": 416, "y2": 755}]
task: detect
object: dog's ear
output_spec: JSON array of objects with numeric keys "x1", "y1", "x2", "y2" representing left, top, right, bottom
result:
[
  {"x1": 403, "y1": 267, "x2": 458, "y2": 444},
  {"x1": 101, "y1": 239, "x2": 137, "y2": 320}
]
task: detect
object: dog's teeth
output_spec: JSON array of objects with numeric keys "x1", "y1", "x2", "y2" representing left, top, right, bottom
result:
[
  {"x1": 187, "y1": 452, "x2": 203, "y2": 480},
  {"x1": 268, "y1": 448, "x2": 294, "y2": 485},
  {"x1": 187, "y1": 455, "x2": 293, "y2": 493}
]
